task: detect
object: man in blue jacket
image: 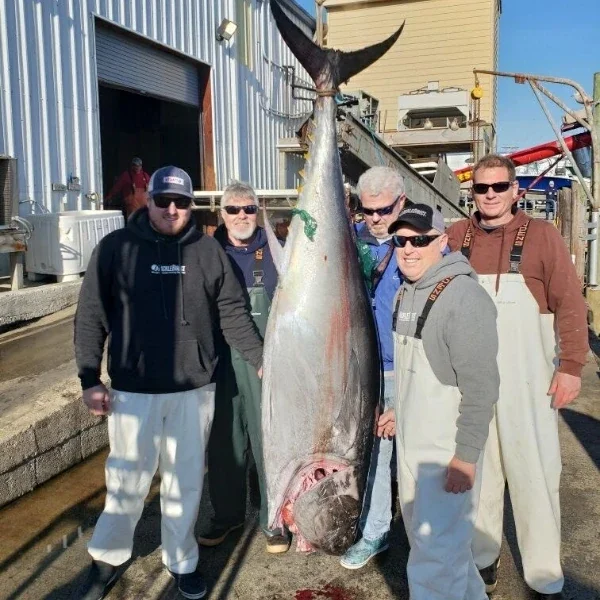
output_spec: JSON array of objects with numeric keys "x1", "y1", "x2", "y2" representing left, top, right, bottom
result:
[
  {"x1": 341, "y1": 166, "x2": 410, "y2": 569},
  {"x1": 198, "y1": 181, "x2": 290, "y2": 554},
  {"x1": 74, "y1": 167, "x2": 263, "y2": 600}
]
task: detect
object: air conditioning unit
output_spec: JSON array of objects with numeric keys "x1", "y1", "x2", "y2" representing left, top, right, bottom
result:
[
  {"x1": 25, "y1": 210, "x2": 124, "y2": 282},
  {"x1": 0, "y1": 157, "x2": 18, "y2": 228}
]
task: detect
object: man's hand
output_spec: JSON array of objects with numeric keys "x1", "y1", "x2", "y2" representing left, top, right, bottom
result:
[
  {"x1": 445, "y1": 455, "x2": 475, "y2": 494},
  {"x1": 377, "y1": 408, "x2": 396, "y2": 439},
  {"x1": 548, "y1": 371, "x2": 581, "y2": 409},
  {"x1": 83, "y1": 383, "x2": 111, "y2": 416},
  {"x1": 257, "y1": 367, "x2": 263, "y2": 379}
]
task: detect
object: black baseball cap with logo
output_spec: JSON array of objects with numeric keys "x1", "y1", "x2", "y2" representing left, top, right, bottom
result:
[
  {"x1": 388, "y1": 203, "x2": 445, "y2": 234},
  {"x1": 148, "y1": 166, "x2": 194, "y2": 199}
]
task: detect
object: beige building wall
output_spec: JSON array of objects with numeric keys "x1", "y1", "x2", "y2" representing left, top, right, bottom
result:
[{"x1": 323, "y1": 0, "x2": 500, "y2": 132}]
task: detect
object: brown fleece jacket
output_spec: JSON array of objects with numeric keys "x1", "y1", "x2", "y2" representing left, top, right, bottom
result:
[{"x1": 447, "y1": 210, "x2": 589, "y2": 377}]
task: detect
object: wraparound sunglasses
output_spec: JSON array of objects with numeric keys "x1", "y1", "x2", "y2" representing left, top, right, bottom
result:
[
  {"x1": 472, "y1": 181, "x2": 513, "y2": 194},
  {"x1": 153, "y1": 195, "x2": 192, "y2": 209},
  {"x1": 361, "y1": 197, "x2": 399, "y2": 216},
  {"x1": 391, "y1": 234, "x2": 440, "y2": 248},
  {"x1": 223, "y1": 205, "x2": 259, "y2": 215}
]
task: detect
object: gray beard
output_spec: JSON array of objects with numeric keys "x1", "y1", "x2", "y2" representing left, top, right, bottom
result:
[{"x1": 230, "y1": 224, "x2": 257, "y2": 241}]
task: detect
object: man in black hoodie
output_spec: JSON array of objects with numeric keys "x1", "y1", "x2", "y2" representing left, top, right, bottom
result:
[
  {"x1": 199, "y1": 180, "x2": 290, "y2": 554},
  {"x1": 74, "y1": 167, "x2": 263, "y2": 600}
]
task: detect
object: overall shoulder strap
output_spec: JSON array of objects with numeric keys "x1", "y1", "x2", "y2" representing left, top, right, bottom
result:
[
  {"x1": 371, "y1": 243, "x2": 394, "y2": 292},
  {"x1": 391, "y1": 288, "x2": 405, "y2": 332},
  {"x1": 252, "y1": 248, "x2": 265, "y2": 287},
  {"x1": 460, "y1": 225, "x2": 473, "y2": 259},
  {"x1": 415, "y1": 276, "x2": 456, "y2": 339},
  {"x1": 508, "y1": 219, "x2": 531, "y2": 274}
]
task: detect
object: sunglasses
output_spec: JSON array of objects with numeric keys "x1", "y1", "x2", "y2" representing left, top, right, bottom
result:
[
  {"x1": 223, "y1": 205, "x2": 259, "y2": 215},
  {"x1": 472, "y1": 181, "x2": 513, "y2": 195},
  {"x1": 392, "y1": 234, "x2": 440, "y2": 248},
  {"x1": 153, "y1": 195, "x2": 192, "y2": 209},
  {"x1": 361, "y1": 197, "x2": 399, "y2": 217}
]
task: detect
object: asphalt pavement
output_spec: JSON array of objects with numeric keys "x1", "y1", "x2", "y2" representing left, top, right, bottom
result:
[{"x1": 0, "y1": 338, "x2": 598, "y2": 600}]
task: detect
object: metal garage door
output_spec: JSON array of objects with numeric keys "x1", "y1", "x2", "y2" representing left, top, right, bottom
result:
[{"x1": 95, "y1": 23, "x2": 200, "y2": 107}]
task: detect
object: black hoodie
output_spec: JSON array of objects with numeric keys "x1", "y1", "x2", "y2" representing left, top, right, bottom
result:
[{"x1": 74, "y1": 207, "x2": 263, "y2": 393}]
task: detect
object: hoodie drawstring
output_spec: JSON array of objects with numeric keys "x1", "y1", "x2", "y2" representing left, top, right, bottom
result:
[
  {"x1": 156, "y1": 242, "x2": 168, "y2": 320},
  {"x1": 178, "y1": 243, "x2": 189, "y2": 326}
]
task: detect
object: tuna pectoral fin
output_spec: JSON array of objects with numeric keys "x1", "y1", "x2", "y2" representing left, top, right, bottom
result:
[
  {"x1": 262, "y1": 204, "x2": 287, "y2": 277},
  {"x1": 293, "y1": 467, "x2": 361, "y2": 555},
  {"x1": 270, "y1": 0, "x2": 404, "y2": 88}
]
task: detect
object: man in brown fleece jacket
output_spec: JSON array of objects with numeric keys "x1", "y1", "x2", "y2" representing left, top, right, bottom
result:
[{"x1": 447, "y1": 154, "x2": 589, "y2": 600}]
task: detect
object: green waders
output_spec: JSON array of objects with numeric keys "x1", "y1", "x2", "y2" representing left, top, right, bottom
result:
[{"x1": 208, "y1": 258, "x2": 271, "y2": 532}]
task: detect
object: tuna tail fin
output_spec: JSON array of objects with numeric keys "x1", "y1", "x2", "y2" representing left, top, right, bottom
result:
[{"x1": 270, "y1": 0, "x2": 404, "y2": 90}]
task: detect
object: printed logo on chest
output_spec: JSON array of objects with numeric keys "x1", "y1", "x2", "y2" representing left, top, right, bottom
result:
[
  {"x1": 151, "y1": 264, "x2": 186, "y2": 275},
  {"x1": 397, "y1": 311, "x2": 417, "y2": 322}
]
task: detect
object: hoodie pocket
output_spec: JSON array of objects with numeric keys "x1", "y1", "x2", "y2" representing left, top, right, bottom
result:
[{"x1": 137, "y1": 339, "x2": 213, "y2": 390}]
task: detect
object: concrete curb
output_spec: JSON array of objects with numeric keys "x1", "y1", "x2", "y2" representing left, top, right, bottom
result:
[
  {"x1": 0, "y1": 280, "x2": 82, "y2": 327},
  {"x1": 0, "y1": 409, "x2": 108, "y2": 508},
  {"x1": 0, "y1": 361, "x2": 109, "y2": 508}
]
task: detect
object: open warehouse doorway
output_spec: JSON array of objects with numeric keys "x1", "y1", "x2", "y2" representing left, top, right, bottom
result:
[
  {"x1": 99, "y1": 86, "x2": 201, "y2": 196},
  {"x1": 95, "y1": 20, "x2": 214, "y2": 209}
]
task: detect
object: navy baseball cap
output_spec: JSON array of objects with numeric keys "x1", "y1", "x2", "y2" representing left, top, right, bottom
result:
[
  {"x1": 388, "y1": 203, "x2": 445, "y2": 234},
  {"x1": 148, "y1": 166, "x2": 194, "y2": 199}
]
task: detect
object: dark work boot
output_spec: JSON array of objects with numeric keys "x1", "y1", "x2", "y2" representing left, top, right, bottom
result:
[
  {"x1": 77, "y1": 560, "x2": 118, "y2": 600},
  {"x1": 478, "y1": 558, "x2": 499, "y2": 594},
  {"x1": 197, "y1": 521, "x2": 244, "y2": 546},
  {"x1": 168, "y1": 567, "x2": 207, "y2": 599}
]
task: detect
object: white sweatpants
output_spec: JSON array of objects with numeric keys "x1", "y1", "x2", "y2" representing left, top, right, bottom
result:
[{"x1": 88, "y1": 385, "x2": 215, "y2": 574}]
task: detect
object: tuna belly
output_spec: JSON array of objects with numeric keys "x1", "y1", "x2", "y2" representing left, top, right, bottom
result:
[{"x1": 279, "y1": 458, "x2": 362, "y2": 555}]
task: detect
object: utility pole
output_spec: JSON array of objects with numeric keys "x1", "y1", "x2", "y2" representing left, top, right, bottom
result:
[
  {"x1": 594, "y1": 73, "x2": 600, "y2": 208},
  {"x1": 588, "y1": 72, "x2": 600, "y2": 334}
]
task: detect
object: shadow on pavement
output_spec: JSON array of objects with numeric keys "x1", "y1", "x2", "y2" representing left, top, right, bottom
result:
[{"x1": 560, "y1": 408, "x2": 600, "y2": 470}]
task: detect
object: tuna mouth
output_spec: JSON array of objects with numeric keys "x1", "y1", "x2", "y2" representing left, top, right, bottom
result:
[{"x1": 275, "y1": 458, "x2": 362, "y2": 554}]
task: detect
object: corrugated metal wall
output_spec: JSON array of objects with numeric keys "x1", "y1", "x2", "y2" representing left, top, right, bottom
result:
[
  {"x1": 0, "y1": 0, "x2": 313, "y2": 215},
  {"x1": 95, "y1": 24, "x2": 201, "y2": 106}
]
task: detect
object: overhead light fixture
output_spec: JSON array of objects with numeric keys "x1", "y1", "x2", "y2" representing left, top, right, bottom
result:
[
  {"x1": 216, "y1": 18, "x2": 237, "y2": 42},
  {"x1": 423, "y1": 118, "x2": 433, "y2": 130}
]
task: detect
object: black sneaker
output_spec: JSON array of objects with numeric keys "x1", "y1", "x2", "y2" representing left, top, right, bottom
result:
[
  {"x1": 197, "y1": 522, "x2": 244, "y2": 546},
  {"x1": 168, "y1": 568, "x2": 207, "y2": 599},
  {"x1": 536, "y1": 593, "x2": 563, "y2": 599},
  {"x1": 265, "y1": 531, "x2": 291, "y2": 554},
  {"x1": 77, "y1": 560, "x2": 118, "y2": 600},
  {"x1": 479, "y1": 558, "x2": 500, "y2": 594}
]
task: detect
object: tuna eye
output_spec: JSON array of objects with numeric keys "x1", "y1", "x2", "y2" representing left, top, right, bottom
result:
[{"x1": 315, "y1": 468, "x2": 326, "y2": 481}]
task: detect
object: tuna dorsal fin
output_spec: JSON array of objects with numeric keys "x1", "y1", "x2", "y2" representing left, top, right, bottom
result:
[{"x1": 270, "y1": 0, "x2": 404, "y2": 89}]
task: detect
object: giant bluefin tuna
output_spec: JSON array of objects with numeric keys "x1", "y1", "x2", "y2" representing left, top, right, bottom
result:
[{"x1": 261, "y1": 0, "x2": 404, "y2": 555}]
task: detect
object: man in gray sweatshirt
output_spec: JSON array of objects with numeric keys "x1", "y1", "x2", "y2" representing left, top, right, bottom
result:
[{"x1": 377, "y1": 204, "x2": 499, "y2": 600}]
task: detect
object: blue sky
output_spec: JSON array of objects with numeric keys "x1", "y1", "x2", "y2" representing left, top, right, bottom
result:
[{"x1": 294, "y1": 0, "x2": 600, "y2": 152}]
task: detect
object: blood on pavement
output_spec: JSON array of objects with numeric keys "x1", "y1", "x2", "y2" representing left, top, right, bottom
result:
[{"x1": 295, "y1": 584, "x2": 356, "y2": 600}]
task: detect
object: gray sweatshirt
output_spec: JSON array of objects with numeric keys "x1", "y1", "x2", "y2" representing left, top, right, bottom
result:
[{"x1": 394, "y1": 252, "x2": 500, "y2": 463}]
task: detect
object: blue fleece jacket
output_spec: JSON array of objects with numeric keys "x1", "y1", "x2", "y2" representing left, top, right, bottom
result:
[
  {"x1": 355, "y1": 222, "x2": 402, "y2": 373},
  {"x1": 214, "y1": 225, "x2": 279, "y2": 301}
]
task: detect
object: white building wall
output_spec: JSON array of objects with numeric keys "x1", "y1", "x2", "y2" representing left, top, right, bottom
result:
[{"x1": 0, "y1": 0, "x2": 313, "y2": 215}]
